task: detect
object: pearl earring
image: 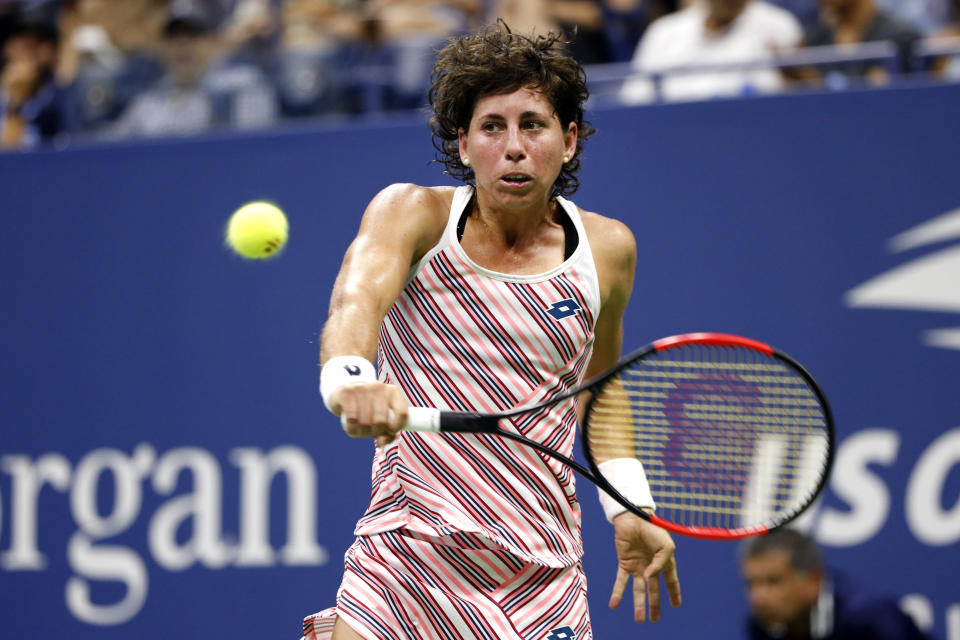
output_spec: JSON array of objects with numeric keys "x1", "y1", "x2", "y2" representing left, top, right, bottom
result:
[
  {"x1": 562, "y1": 156, "x2": 570, "y2": 164},
  {"x1": 462, "y1": 158, "x2": 471, "y2": 167}
]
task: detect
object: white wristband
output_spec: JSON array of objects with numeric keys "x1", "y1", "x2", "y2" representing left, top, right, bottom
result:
[
  {"x1": 320, "y1": 355, "x2": 376, "y2": 413},
  {"x1": 597, "y1": 458, "x2": 656, "y2": 523}
]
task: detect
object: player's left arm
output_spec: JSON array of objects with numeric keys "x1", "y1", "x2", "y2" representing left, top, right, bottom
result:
[
  {"x1": 578, "y1": 210, "x2": 633, "y2": 389},
  {"x1": 580, "y1": 209, "x2": 682, "y2": 623}
]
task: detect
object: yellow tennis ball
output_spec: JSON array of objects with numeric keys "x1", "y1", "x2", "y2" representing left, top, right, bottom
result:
[{"x1": 225, "y1": 201, "x2": 288, "y2": 259}]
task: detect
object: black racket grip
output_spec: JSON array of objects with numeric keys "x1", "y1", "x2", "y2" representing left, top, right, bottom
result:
[{"x1": 404, "y1": 408, "x2": 497, "y2": 433}]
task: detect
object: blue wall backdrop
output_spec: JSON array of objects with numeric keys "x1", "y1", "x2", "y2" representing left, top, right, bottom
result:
[{"x1": 2, "y1": 83, "x2": 958, "y2": 639}]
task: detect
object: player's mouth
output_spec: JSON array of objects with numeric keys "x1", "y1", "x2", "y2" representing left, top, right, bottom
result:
[{"x1": 500, "y1": 173, "x2": 533, "y2": 188}]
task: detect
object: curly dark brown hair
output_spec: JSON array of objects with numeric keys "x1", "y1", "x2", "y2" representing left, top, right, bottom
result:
[{"x1": 428, "y1": 21, "x2": 595, "y2": 197}]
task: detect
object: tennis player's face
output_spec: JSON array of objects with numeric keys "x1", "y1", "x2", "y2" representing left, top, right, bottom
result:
[
  {"x1": 742, "y1": 551, "x2": 821, "y2": 629},
  {"x1": 458, "y1": 87, "x2": 577, "y2": 209}
]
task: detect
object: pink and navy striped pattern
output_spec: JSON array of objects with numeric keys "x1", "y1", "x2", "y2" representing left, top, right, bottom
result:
[
  {"x1": 301, "y1": 530, "x2": 592, "y2": 640},
  {"x1": 355, "y1": 186, "x2": 601, "y2": 568}
]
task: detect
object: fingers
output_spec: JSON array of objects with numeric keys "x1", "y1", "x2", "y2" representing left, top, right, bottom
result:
[
  {"x1": 608, "y1": 566, "x2": 629, "y2": 610},
  {"x1": 643, "y1": 550, "x2": 681, "y2": 610},
  {"x1": 663, "y1": 560, "x2": 682, "y2": 608},
  {"x1": 645, "y1": 572, "x2": 660, "y2": 622},
  {"x1": 633, "y1": 572, "x2": 648, "y2": 623},
  {"x1": 338, "y1": 383, "x2": 408, "y2": 440}
]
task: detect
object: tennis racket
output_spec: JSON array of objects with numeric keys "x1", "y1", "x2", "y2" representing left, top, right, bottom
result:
[{"x1": 390, "y1": 332, "x2": 834, "y2": 540}]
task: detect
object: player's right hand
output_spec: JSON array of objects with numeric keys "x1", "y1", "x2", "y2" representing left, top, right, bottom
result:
[{"x1": 335, "y1": 382, "x2": 408, "y2": 446}]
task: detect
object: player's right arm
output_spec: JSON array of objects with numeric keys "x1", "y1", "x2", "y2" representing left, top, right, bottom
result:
[{"x1": 320, "y1": 183, "x2": 450, "y2": 441}]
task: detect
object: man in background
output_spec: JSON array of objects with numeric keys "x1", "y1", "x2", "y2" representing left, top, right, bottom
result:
[
  {"x1": 620, "y1": 0, "x2": 803, "y2": 104},
  {"x1": 740, "y1": 529, "x2": 931, "y2": 640}
]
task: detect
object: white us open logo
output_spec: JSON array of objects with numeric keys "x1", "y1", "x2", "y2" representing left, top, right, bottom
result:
[{"x1": 846, "y1": 205, "x2": 960, "y2": 350}]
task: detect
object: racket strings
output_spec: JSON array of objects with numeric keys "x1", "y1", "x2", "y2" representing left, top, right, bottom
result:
[{"x1": 587, "y1": 344, "x2": 830, "y2": 531}]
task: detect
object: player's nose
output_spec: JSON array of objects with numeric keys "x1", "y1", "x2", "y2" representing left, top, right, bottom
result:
[{"x1": 504, "y1": 126, "x2": 526, "y2": 161}]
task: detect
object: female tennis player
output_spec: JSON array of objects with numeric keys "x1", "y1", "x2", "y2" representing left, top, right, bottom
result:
[{"x1": 306, "y1": 21, "x2": 681, "y2": 640}]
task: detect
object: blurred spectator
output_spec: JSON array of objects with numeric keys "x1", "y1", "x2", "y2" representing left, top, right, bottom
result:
[
  {"x1": 939, "y1": 0, "x2": 960, "y2": 36},
  {"x1": 620, "y1": 0, "x2": 803, "y2": 104},
  {"x1": 874, "y1": 0, "x2": 953, "y2": 35},
  {"x1": 1, "y1": 3, "x2": 18, "y2": 50},
  {"x1": 57, "y1": 0, "x2": 168, "y2": 71},
  {"x1": 103, "y1": 3, "x2": 276, "y2": 140},
  {"x1": 602, "y1": 0, "x2": 648, "y2": 62},
  {"x1": 59, "y1": 23, "x2": 168, "y2": 133},
  {"x1": 277, "y1": 0, "x2": 479, "y2": 116},
  {"x1": 179, "y1": 0, "x2": 235, "y2": 29},
  {"x1": 490, "y1": 0, "x2": 612, "y2": 64},
  {"x1": 276, "y1": 0, "x2": 366, "y2": 116},
  {"x1": 1, "y1": 12, "x2": 65, "y2": 149},
  {"x1": 281, "y1": 0, "x2": 365, "y2": 49},
  {"x1": 219, "y1": 0, "x2": 282, "y2": 70},
  {"x1": 370, "y1": 0, "x2": 480, "y2": 108},
  {"x1": 929, "y1": 0, "x2": 960, "y2": 79},
  {"x1": 804, "y1": 0, "x2": 922, "y2": 85},
  {"x1": 767, "y1": 0, "x2": 819, "y2": 27},
  {"x1": 740, "y1": 528, "x2": 931, "y2": 640},
  {"x1": 55, "y1": 0, "x2": 168, "y2": 132}
]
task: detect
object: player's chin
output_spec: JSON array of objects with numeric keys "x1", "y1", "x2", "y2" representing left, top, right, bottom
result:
[{"x1": 494, "y1": 181, "x2": 544, "y2": 203}]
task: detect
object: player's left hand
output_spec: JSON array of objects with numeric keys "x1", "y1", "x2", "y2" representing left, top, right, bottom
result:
[{"x1": 608, "y1": 511, "x2": 682, "y2": 622}]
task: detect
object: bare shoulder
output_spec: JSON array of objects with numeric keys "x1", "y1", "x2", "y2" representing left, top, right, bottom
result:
[
  {"x1": 366, "y1": 183, "x2": 453, "y2": 225},
  {"x1": 578, "y1": 208, "x2": 637, "y2": 266},
  {"x1": 361, "y1": 183, "x2": 456, "y2": 259},
  {"x1": 577, "y1": 207, "x2": 636, "y2": 305}
]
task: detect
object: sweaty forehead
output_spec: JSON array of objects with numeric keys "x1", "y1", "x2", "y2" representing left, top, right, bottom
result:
[{"x1": 471, "y1": 88, "x2": 557, "y2": 120}]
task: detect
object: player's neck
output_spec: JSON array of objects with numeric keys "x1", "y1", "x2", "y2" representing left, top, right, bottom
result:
[
  {"x1": 471, "y1": 190, "x2": 558, "y2": 246},
  {"x1": 461, "y1": 192, "x2": 566, "y2": 273}
]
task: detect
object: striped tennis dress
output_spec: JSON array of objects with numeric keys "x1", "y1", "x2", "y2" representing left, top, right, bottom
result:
[{"x1": 303, "y1": 185, "x2": 602, "y2": 640}]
